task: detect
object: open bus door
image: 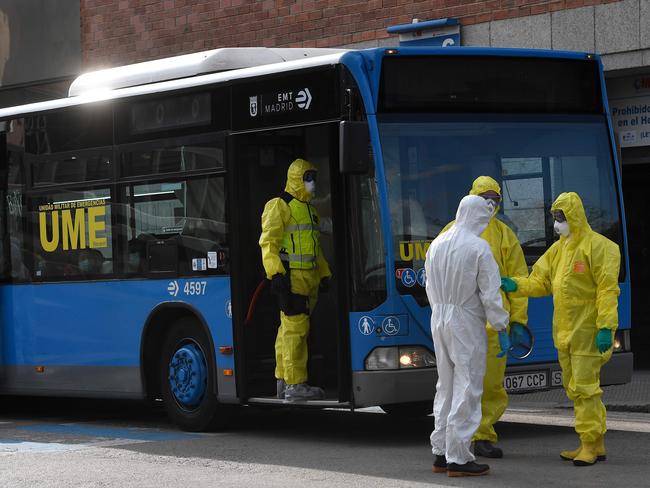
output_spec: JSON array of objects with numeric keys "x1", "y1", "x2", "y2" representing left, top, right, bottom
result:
[{"x1": 228, "y1": 122, "x2": 350, "y2": 406}]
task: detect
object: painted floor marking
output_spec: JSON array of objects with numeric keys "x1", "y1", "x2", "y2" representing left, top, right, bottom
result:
[
  {"x1": 16, "y1": 423, "x2": 199, "y2": 441},
  {"x1": 0, "y1": 438, "x2": 149, "y2": 454},
  {"x1": 0, "y1": 422, "x2": 202, "y2": 455}
]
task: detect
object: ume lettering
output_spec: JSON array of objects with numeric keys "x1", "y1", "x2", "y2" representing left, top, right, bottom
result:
[{"x1": 39, "y1": 206, "x2": 108, "y2": 252}]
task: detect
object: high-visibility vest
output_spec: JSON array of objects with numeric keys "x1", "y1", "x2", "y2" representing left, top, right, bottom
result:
[{"x1": 280, "y1": 196, "x2": 321, "y2": 270}]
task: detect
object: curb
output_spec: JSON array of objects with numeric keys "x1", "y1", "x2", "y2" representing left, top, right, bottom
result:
[{"x1": 605, "y1": 403, "x2": 650, "y2": 413}]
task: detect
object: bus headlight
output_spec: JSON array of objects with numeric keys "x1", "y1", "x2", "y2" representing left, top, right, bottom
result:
[
  {"x1": 398, "y1": 346, "x2": 436, "y2": 368},
  {"x1": 365, "y1": 346, "x2": 435, "y2": 370},
  {"x1": 365, "y1": 347, "x2": 399, "y2": 370},
  {"x1": 613, "y1": 329, "x2": 630, "y2": 352}
]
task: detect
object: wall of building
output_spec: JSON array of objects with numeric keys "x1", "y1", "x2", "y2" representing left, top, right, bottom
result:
[
  {"x1": 0, "y1": 0, "x2": 80, "y2": 108},
  {"x1": 460, "y1": 0, "x2": 650, "y2": 72},
  {"x1": 80, "y1": 0, "x2": 645, "y2": 70}
]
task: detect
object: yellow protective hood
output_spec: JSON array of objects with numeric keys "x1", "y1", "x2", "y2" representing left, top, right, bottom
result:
[
  {"x1": 285, "y1": 158, "x2": 316, "y2": 202},
  {"x1": 469, "y1": 175, "x2": 501, "y2": 197},
  {"x1": 469, "y1": 175, "x2": 501, "y2": 217},
  {"x1": 551, "y1": 192, "x2": 591, "y2": 239}
]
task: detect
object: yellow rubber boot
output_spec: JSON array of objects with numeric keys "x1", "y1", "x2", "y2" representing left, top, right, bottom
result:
[
  {"x1": 562, "y1": 436, "x2": 606, "y2": 462},
  {"x1": 573, "y1": 441, "x2": 599, "y2": 466},
  {"x1": 595, "y1": 435, "x2": 607, "y2": 461},
  {"x1": 560, "y1": 445, "x2": 582, "y2": 461}
]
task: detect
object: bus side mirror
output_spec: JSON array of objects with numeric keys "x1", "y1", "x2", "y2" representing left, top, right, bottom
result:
[{"x1": 339, "y1": 121, "x2": 371, "y2": 174}]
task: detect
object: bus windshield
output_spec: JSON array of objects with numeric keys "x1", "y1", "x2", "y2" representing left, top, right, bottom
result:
[{"x1": 379, "y1": 113, "x2": 622, "y2": 301}]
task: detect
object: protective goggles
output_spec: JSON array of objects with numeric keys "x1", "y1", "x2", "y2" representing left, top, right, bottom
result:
[
  {"x1": 479, "y1": 191, "x2": 501, "y2": 204},
  {"x1": 552, "y1": 210, "x2": 566, "y2": 222},
  {"x1": 303, "y1": 171, "x2": 317, "y2": 183}
]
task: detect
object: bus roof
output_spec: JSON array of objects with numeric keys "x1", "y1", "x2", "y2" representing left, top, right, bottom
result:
[
  {"x1": 0, "y1": 48, "x2": 348, "y2": 120},
  {"x1": 0, "y1": 46, "x2": 600, "y2": 121},
  {"x1": 68, "y1": 47, "x2": 347, "y2": 96}
]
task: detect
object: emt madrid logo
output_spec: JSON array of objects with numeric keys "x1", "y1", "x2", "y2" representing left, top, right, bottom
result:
[
  {"x1": 249, "y1": 96, "x2": 258, "y2": 117},
  {"x1": 249, "y1": 88, "x2": 314, "y2": 117},
  {"x1": 168, "y1": 280, "x2": 179, "y2": 297},
  {"x1": 295, "y1": 88, "x2": 312, "y2": 109}
]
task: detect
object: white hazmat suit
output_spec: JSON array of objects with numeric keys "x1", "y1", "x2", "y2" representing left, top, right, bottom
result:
[{"x1": 425, "y1": 195, "x2": 509, "y2": 465}]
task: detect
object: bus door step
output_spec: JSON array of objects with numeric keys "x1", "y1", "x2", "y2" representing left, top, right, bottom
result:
[{"x1": 246, "y1": 397, "x2": 352, "y2": 409}]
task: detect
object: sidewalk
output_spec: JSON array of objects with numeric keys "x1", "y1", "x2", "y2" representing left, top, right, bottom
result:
[{"x1": 508, "y1": 369, "x2": 650, "y2": 413}]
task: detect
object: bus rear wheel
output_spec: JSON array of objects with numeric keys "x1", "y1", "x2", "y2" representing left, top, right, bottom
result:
[
  {"x1": 160, "y1": 318, "x2": 231, "y2": 431},
  {"x1": 381, "y1": 401, "x2": 433, "y2": 417}
]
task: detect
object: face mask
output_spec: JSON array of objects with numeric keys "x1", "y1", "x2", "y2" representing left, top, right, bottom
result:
[
  {"x1": 79, "y1": 259, "x2": 92, "y2": 273},
  {"x1": 554, "y1": 220, "x2": 570, "y2": 237},
  {"x1": 304, "y1": 181, "x2": 316, "y2": 195},
  {"x1": 486, "y1": 199, "x2": 497, "y2": 215}
]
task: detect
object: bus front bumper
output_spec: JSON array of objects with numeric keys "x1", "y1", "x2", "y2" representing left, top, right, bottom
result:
[
  {"x1": 351, "y1": 352, "x2": 633, "y2": 408},
  {"x1": 352, "y1": 369, "x2": 436, "y2": 408}
]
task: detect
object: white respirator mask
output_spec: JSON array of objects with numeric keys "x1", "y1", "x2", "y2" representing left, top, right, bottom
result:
[
  {"x1": 486, "y1": 199, "x2": 498, "y2": 215},
  {"x1": 554, "y1": 220, "x2": 570, "y2": 237},
  {"x1": 304, "y1": 181, "x2": 316, "y2": 195}
]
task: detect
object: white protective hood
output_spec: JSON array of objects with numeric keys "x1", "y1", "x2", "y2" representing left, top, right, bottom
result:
[{"x1": 425, "y1": 194, "x2": 507, "y2": 330}]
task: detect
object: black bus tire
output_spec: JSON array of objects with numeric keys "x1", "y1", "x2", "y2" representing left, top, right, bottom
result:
[{"x1": 160, "y1": 317, "x2": 233, "y2": 431}]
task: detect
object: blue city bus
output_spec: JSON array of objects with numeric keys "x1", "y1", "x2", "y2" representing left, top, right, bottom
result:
[{"x1": 0, "y1": 46, "x2": 632, "y2": 430}]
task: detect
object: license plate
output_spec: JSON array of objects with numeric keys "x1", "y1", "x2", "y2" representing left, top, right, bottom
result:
[{"x1": 504, "y1": 371, "x2": 548, "y2": 392}]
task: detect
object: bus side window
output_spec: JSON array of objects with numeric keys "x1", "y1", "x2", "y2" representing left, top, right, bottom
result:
[
  {"x1": 124, "y1": 176, "x2": 228, "y2": 277},
  {"x1": 127, "y1": 234, "x2": 155, "y2": 273},
  {"x1": 30, "y1": 187, "x2": 114, "y2": 281},
  {"x1": 177, "y1": 177, "x2": 228, "y2": 275}
]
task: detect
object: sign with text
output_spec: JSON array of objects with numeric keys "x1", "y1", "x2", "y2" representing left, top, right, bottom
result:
[
  {"x1": 232, "y1": 68, "x2": 340, "y2": 131},
  {"x1": 610, "y1": 96, "x2": 650, "y2": 148},
  {"x1": 38, "y1": 199, "x2": 108, "y2": 253}
]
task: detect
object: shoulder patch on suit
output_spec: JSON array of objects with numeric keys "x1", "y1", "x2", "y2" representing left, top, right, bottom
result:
[{"x1": 573, "y1": 260, "x2": 587, "y2": 273}]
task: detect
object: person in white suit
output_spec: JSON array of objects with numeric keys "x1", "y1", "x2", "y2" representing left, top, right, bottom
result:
[{"x1": 425, "y1": 194, "x2": 511, "y2": 478}]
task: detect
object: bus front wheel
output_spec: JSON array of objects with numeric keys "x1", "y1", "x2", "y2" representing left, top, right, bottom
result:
[{"x1": 160, "y1": 318, "x2": 231, "y2": 431}]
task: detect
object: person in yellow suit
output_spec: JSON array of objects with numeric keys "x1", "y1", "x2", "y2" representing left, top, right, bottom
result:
[
  {"x1": 259, "y1": 158, "x2": 332, "y2": 402},
  {"x1": 501, "y1": 192, "x2": 620, "y2": 466},
  {"x1": 441, "y1": 176, "x2": 528, "y2": 458}
]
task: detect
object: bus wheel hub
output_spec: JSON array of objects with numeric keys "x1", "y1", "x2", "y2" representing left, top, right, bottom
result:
[{"x1": 168, "y1": 343, "x2": 207, "y2": 408}]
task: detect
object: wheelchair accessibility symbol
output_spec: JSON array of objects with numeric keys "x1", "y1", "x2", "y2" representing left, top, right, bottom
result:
[
  {"x1": 401, "y1": 268, "x2": 416, "y2": 288},
  {"x1": 381, "y1": 316, "x2": 400, "y2": 336}
]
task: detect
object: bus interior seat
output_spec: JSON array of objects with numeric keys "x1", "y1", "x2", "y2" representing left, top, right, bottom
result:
[
  {"x1": 146, "y1": 238, "x2": 178, "y2": 275},
  {"x1": 100, "y1": 259, "x2": 113, "y2": 274}
]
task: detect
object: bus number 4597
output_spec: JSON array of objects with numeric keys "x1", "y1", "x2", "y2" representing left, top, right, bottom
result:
[{"x1": 184, "y1": 281, "x2": 207, "y2": 296}]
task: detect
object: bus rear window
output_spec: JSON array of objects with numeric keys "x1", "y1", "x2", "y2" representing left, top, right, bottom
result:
[{"x1": 379, "y1": 56, "x2": 603, "y2": 114}]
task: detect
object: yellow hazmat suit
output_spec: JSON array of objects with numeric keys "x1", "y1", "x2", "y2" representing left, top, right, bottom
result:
[
  {"x1": 259, "y1": 158, "x2": 331, "y2": 385},
  {"x1": 511, "y1": 192, "x2": 619, "y2": 449},
  {"x1": 441, "y1": 176, "x2": 528, "y2": 445}
]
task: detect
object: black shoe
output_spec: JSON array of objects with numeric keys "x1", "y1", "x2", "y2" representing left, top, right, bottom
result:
[
  {"x1": 447, "y1": 462, "x2": 490, "y2": 477},
  {"x1": 432, "y1": 455, "x2": 447, "y2": 473},
  {"x1": 473, "y1": 440, "x2": 503, "y2": 458}
]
